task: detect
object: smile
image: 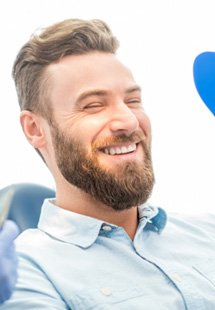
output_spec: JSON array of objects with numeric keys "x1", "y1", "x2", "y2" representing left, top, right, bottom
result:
[{"x1": 102, "y1": 144, "x2": 137, "y2": 155}]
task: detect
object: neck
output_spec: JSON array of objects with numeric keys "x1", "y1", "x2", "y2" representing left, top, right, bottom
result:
[{"x1": 55, "y1": 181, "x2": 139, "y2": 240}]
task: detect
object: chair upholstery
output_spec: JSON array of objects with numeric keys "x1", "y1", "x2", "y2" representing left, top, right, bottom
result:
[{"x1": 0, "y1": 183, "x2": 55, "y2": 232}]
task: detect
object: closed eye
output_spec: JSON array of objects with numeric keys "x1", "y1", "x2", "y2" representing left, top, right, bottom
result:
[
  {"x1": 84, "y1": 102, "x2": 104, "y2": 113},
  {"x1": 128, "y1": 99, "x2": 141, "y2": 103},
  {"x1": 85, "y1": 102, "x2": 103, "y2": 108},
  {"x1": 126, "y1": 98, "x2": 142, "y2": 107}
]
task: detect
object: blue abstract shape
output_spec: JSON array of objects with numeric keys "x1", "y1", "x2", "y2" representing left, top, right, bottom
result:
[{"x1": 193, "y1": 52, "x2": 215, "y2": 116}]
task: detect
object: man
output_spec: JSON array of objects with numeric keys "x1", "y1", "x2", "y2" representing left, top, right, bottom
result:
[
  {"x1": 0, "y1": 221, "x2": 19, "y2": 304},
  {"x1": 1, "y1": 19, "x2": 215, "y2": 309}
]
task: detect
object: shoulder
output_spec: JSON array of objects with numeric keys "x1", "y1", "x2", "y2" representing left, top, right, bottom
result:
[
  {"x1": 2, "y1": 228, "x2": 69, "y2": 309},
  {"x1": 15, "y1": 228, "x2": 49, "y2": 252},
  {"x1": 16, "y1": 227, "x2": 47, "y2": 243},
  {"x1": 167, "y1": 212, "x2": 215, "y2": 239}
]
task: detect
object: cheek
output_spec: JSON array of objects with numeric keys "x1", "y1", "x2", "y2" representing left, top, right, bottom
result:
[
  {"x1": 135, "y1": 111, "x2": 151, "y2": 140},
  {"x1": 72, "y1": 116, "x2": 108, "y2": 145}
]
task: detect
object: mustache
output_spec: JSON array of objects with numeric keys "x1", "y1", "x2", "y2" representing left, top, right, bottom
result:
[{"x1": 92, "y1": 130, "x2": 147, "y2": 150}]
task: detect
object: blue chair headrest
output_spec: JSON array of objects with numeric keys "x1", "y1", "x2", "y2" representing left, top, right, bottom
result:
[{"x1": 0, "y1": 183, "x2": 55, "y2": 232}]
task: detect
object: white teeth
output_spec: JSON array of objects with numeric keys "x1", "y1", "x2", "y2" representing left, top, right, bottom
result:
[
  {"x1": 109, "y1": 148, "x2": 115, "y2": 155},
  {"x1": 121, "y1": 146, "x2": 127, "y2": 154},
  {"x1": 116, "y1": 148, "x2": 121, "y2": 154},
  {"x1": 128, "y1": 145, "x2": 134, "y2": 152},
  {"x1": 103, "y1": 144, "x2": 136, "y2": 155}
]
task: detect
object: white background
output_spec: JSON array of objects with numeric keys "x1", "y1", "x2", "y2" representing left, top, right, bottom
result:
[{"x1": 0, "y1": 0, "x2": 214, "y2": 214}]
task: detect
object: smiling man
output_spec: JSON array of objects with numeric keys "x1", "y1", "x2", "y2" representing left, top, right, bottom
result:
[
  {"x1": 47, "y1": 52, "x2": 154, "y2": 225},
  {"x1": 2, "y1": 19, "x2": 215, "y2": 309}
]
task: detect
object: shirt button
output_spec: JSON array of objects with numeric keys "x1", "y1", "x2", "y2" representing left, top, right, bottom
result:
[
  {"x1": 100, "y1": 287, "x2": 112, "y2": 296},
  {"x1": 102, "y1": 225, "x2": 112, "y2": 231}
]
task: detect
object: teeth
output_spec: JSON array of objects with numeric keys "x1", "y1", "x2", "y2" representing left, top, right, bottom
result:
[
  {"x1": 110, "y1": 148, "x2": 115, "y2": 155},
  {"x1": 121, "y1": 146, "x2": 127, "y2": 154},
  {"x1": 128, "y1": 145, "x2": 134, "y2": 152},
  {"x1": 103, "y1": 144, "x2": 136, "y2": 155},
  {"x1": 116, "y1": 148, "x2": 121, "y2": 154}
]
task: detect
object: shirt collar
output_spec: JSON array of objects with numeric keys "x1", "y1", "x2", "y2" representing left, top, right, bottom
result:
[
  {"x1": 38, "y1": 199, "x2": 167, "y2": 248},
  {"x1": 138, "y1": 204, "x2": 167, "y2": 233}
]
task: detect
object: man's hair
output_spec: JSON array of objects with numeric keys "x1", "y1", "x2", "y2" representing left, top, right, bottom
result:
[{"x1": 12, "y1": 18, "x2": 119, "y2": 120}]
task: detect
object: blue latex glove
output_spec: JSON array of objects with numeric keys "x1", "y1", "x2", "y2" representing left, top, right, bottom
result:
[{"x1": 0, "y1": 220, "x2": 19, "y2": 304}]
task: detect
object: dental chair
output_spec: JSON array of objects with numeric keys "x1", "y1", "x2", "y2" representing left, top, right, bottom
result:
[{"x1": 0, "y1": 183, "x2": 55, "y2": 232}]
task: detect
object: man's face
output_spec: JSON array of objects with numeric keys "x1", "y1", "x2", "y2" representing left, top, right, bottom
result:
[{"x1": 46, "y1": 52, "x2": 154, "y2": 210}]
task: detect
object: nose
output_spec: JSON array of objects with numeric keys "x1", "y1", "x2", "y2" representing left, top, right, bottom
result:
[{"x1": 108, "y1": 103, "x2": 139, "y2": 136}]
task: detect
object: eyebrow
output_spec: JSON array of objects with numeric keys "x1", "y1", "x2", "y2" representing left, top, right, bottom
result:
[
  {"x1": 76, "y1": 85, "x2": 142, "y2": 103},
  {"x1": 125, "y1": 85, "x2": 142, "y2": 94},
  {"x1": 76, "y1": 90, "x2": 107, "y2": 102}
]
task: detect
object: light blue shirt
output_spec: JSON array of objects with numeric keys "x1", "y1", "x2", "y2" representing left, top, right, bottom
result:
[{"x1": 1, "y1": 199, "x2": 215, "y2": 309}]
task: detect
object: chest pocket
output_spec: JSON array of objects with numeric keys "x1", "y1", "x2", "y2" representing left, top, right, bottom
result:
[
  {"x1": 192, "y1": 259, "x2": 215, "y2": 287},
  {"x1": 69, "y1": 286, "x2": 145, "y2": 310}
]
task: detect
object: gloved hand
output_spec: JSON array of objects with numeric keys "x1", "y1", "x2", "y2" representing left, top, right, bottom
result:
[{"x1": 0, "y1": 220, "x2": 19, "y2": 304}]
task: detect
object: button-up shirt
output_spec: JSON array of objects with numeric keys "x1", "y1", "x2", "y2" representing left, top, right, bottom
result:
[{"x1": 1, "y1": 199, "x2": 215, "y2": 309}]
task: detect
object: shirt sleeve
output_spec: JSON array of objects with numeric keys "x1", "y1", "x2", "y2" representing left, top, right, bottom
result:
[{"x1": 0, "y1": 253, "x2": 70, "y2": 310}]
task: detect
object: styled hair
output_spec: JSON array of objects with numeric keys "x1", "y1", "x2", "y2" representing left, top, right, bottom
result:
[{"x1": 12, "y1": 18, "x2": 119, "y2": 119}]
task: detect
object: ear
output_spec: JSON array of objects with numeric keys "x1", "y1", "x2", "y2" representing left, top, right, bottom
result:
[{"x1": 20, "y1": 110, "x2": 47, "y2": 149}]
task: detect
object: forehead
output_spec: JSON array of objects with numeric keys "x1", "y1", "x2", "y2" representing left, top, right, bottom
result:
[{"x1": 46, "y1": 52, "x2": 138, "y2": 103}]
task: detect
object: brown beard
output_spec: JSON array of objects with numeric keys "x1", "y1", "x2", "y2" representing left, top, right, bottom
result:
[{"x1": 51, "y1": 124, "x2": 155, "y2": 211}]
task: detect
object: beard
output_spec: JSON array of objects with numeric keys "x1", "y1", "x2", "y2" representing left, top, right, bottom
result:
[{"x1": 50, "y1": 124, "x2": 155, "y2": 211}]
